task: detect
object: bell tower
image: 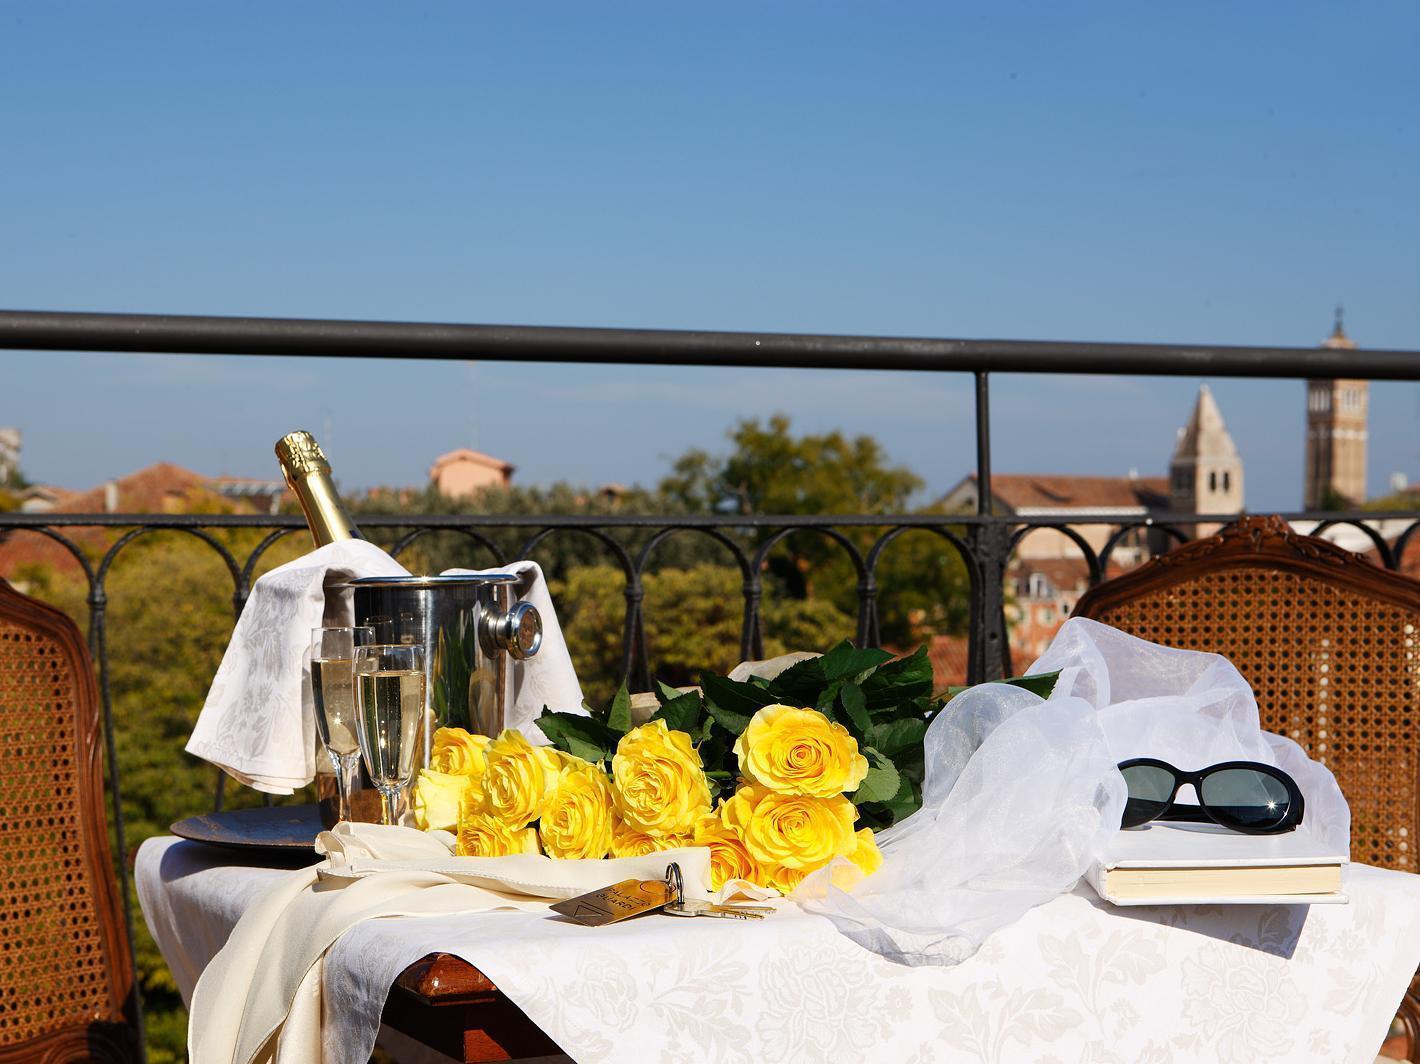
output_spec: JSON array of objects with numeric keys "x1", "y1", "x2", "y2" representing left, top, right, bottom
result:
[
  {"x1": 1170, "y1": 384, "x2": 1244, "y2": 535},
  {"x1": 1304, "y1": 309, "x2": 1368, "y2": 509}
]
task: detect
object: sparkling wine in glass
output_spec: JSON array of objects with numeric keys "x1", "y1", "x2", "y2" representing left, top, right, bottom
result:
[
  {"x1": 354, "y1": 643, "x2": 426, "y2": 826},
  {"x1": 310, "y1": 626, "x2": 373, "y2": 823}
]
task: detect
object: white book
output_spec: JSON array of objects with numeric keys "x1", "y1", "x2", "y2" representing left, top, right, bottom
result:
[{"x1": 1086, "y1": 822, "x2": 1349, "y2": 906}]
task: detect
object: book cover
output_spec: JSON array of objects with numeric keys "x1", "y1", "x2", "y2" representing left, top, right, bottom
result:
[{"x1": 1086, "y1": 822, "x2": 1349, "y2": 906}]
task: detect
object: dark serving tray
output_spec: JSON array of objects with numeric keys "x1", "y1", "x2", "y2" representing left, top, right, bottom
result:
[{"x1": 171, "y1": 803, "x2": 325, "y2": 856}]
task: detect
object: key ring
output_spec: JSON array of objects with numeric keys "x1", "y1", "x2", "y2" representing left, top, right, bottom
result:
[{"x1": 664, "y1": 861, "x2": 684, "y2": 907}]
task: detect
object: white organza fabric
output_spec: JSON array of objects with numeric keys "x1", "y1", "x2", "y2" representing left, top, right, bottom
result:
[{"x1": 801, "y1": 617, "x2": 1350, "y2": 966}]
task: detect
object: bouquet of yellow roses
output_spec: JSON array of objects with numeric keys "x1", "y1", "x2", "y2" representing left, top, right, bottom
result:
[
  {"x1": 415, "y1": 641, "x2": 1056, "y2": 892},
  {"x1": 412, "y1": 704, "x2": 883, "y2": 893}
]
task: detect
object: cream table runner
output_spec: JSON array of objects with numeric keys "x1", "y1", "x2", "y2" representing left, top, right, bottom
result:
[{"x1": 139, "y1": 835, "x2": 1420, "y2": 1064}]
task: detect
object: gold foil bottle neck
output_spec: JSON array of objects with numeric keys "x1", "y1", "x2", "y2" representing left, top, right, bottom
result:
[
  {"x1": 274, "y1": 430, "x2": 362, "y2": 546},
  {"x1": 275, "y1": 430, "x2": 331, "y2": 479}
]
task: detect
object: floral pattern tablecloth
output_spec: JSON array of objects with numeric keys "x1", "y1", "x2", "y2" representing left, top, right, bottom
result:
[{"x1": 138, "y1": 836, "x2": 1420, "y2": 1064}]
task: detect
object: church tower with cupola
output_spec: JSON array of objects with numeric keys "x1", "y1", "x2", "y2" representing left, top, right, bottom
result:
[
  {"x1": 1304, "y1": 310, "x2": 1368, "y2": 509},
  {"x1": 1170, "y1": 383, "x2": 1244, "y2": 535}
]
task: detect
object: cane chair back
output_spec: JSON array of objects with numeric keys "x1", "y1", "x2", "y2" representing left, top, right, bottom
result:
[
  {"x1": 0, "y1": 578, "x2": 137, "y2": 1062},
  {"x1": 1071, "y1": 514, "x2": 1420, "y2": 872}
]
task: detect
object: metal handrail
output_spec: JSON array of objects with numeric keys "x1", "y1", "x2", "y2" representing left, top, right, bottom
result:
[{"x1": 3, "y1": 308, "x2": 1420, "y2": 377}]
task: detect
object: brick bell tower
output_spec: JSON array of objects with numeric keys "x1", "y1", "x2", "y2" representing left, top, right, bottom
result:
[{"x1": 1304, "y1": 309, "x2": 1368, "y2": 509}]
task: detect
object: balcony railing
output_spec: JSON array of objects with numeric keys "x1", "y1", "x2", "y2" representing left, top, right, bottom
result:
[{"x1": 3, "y1": 308, "x2": 1419, "y2": 1051}]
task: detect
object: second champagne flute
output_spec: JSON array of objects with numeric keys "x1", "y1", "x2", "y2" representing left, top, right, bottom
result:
[
  {"x1": 310, "y1": 625, "x2": 373, "y2": 824},
  {"x1": 353, "y1": 642, "x2": 426, "y2": 826}
]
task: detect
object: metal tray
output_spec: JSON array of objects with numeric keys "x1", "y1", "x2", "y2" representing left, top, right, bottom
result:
[{"x1": 171, "y1": 803, "x2": 324, "y2": 857}]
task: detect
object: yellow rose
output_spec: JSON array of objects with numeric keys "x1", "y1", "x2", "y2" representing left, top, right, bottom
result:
[
  {"x1": 430, "y1": 727, "x2": 491, "y2": 777},
  {"x1": 693, "y1": 813, "x2": 761, "y2": 891},
  {"x1": 482, "y1": 729, "x2": 561, "y2": 828},
  {"x1": 611, "y1": 720, "x2": 712, "y2": 837},
  {"x1": 762, "y1": 861, "x2": 815, "y2": 896},
  {"x1": 411, "y1": 768, "x2": 475, "y2": 832},
  {"x1": 720, "y1": 784, "x2": 857, "y2": 869},
  {"x1": 610, "y1": 819, "x2": 660, "y2": 858},
  {"x1": 455, "y1": 808, "x2": 540, "y2": 857},
  {"x1": 847, "y1": 827, "x2": 882, "y2": 877},
  {"x1": 538, "y1": 757, "x2": 617, "y2": 860},
  {"x1": 733, "y1": 704, "x2": 869, "y2": 797},
  {"x1": 824, "y1": 827, "x2": 885, "y2": 891}
]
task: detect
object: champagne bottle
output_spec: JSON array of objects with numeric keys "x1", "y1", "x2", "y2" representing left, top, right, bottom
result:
[{"x1": 274, "y1": 430, "x2": 364, "y2": 547}]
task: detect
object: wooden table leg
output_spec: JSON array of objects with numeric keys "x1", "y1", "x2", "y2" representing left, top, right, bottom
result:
[{"x1": 381, "y1": 953, "x2": 569, "y2": 1064}]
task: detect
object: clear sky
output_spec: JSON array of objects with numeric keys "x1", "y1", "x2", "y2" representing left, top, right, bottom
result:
[{"x1": 2, "y1": 3, "x2": 1417, "y2": 511}]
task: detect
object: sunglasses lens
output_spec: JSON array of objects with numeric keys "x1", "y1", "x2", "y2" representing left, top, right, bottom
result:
[
  {"x1": 1120, "y1": 764, "x2": 1174, "y2": 828},
  {"x1": 1200, "y1": 769, "x2": 1294, "y2": 832}
]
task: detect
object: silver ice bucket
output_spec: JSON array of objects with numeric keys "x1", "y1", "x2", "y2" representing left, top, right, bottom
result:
[{"x1": 348, "y1": 573, "x2": 542, "y2": 750}]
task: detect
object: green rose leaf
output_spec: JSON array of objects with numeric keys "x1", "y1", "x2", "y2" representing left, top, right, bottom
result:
[
  {"x1": 536, "y1": 710, "x2": 619, "y2": 764},
  {"x1": 701, "y1": 674, "x2": 776, "y2": 735},
  {"x1": 651, "y1": 690, "x2": 704, "y2": 733},
  {"x1": 1003, "y1": 670, "x2": 1061, "y2": 700},
  {"x1": 851, "y1": 747, "x2": 901, "y2": 803},
  {"x1": 655, "y1": 679, "x2": 684, "y2": 706},
  {"x1": 606, "y1": 683, "x2": 633, "y2": 734},
  {"x1": 839, "y1": 681, "x2": 871, "y2": 737},
  {"x1": 866, "y1": 716, "x2": 928, "y2": 757}
]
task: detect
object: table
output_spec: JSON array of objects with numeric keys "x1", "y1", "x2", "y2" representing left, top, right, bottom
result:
[{"x1": 138, "y1": 836, "x2": 1420, "y2": 1064}]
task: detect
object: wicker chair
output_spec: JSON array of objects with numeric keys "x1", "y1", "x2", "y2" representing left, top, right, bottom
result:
[
  {"x1": 1071, "y1": 513, "x2": 1420, "y2": 1060},
  {"x1": 0, "y1": 578, "x2": 138, "y2": 1062}
]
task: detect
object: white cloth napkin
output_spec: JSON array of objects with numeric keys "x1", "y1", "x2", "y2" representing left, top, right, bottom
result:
[
  {"x1": 445, "y1": 561, "x2": 585, "y2": 739},
  {"x1": 186, "y1": 543, "x2": 585, "y2": 794},
  {"x1": 186, "y1": 823, "x2": 713, "y2": 1064}
]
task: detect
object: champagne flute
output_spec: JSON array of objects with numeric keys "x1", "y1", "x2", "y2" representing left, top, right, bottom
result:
[
  {"x1": 353, "y1": 643, "x2": 427, "y2": 826},
  {"x1": 310, "y1": 626, "x2": 373, "y2": 823}
]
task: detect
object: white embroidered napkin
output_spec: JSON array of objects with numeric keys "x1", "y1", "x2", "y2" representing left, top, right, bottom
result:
[
  {"x1": 187, "y1": 541, "x2": 406, "y2": 794},
  {"x1": 186, "y1": 544, "x2": 585, "y2": 795}
]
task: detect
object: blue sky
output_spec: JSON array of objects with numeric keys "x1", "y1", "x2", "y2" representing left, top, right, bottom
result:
[{"x1": 1, "y1": 3, "x2": 1416, "y2": 510}]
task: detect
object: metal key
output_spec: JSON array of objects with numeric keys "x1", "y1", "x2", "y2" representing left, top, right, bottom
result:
[{"x1": 663, "y1": 899, "x2": 771, "y2": 919}]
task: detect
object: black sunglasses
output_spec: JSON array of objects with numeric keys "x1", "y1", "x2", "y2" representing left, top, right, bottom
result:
[{"x1": 1118, "y1": 758, "x2": 1304, "y2": 835}]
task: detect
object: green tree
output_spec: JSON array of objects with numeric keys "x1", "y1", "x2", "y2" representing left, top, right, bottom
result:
[
  {"x1": 554, "y1": 563, "x2": 854, "y2": 705},
  {"x1": 660, "y1": 415, "x2": 970, "y2": 645}
]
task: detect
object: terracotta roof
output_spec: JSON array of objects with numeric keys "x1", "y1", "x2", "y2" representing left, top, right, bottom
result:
[
  {"x1": 922, "y1": 635, "x2": 970, "y2": 690},
  {"x1": 0, "y1": 462, "x2": 271, "y2": 579},
  {"x1": 975, "y1": 474, "x2": 1169, "y2": 511}
]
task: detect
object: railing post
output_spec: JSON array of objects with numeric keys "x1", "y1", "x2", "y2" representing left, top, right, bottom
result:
[
  {"x1": 87, "y1": 579, "x2": 147, "y2": 1062},
  {"x1": 968, "y1": 371, "x2": 1009, "y2": 681}
]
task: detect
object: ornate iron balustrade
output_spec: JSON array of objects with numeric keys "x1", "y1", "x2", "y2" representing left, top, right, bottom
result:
[{"x1": 3, "y1": 308, "x2": 1420, "y2": 1055}]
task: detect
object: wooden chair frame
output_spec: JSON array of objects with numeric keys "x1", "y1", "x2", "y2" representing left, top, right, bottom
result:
[{"x1": 0, "y1": 579, "x2": 138, "y2": 1062}]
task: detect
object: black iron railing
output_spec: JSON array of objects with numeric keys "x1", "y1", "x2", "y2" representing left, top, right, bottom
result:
[{"x1": 2, "y1": 308, "x2": 1419, "y2": 1054}]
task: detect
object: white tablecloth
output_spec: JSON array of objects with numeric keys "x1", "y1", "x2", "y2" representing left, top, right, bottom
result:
[{"x1": 138, "y1": 835, "x2": 1420, "y2": 1064}]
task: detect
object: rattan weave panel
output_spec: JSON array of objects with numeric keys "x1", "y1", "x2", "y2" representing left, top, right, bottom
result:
[
  {"x1": 0, "y1": 621, "x2": 115, "y2": 1046},
  {"x1": 1080, "y1": 550, "x2": 1420, "y2": 872}
]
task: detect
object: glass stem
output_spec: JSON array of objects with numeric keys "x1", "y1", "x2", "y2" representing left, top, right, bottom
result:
[
  {"x1": 379, "y1": 786, "x2": 396, "y2": 827},
  {"x1": 335, "y1": 752, "x2": 359, "y2": 823}
]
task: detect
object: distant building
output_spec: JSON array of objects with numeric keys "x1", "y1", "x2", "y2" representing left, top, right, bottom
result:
[
  {"x1": 1304, "y1": 310, "x2": 1368, "y2": 508},
  {"x1": 211, "y1": 475, "x2": 287, "y2": 515},
  {"x1": 0, "y1": 428, "x2": 20, "y2": 483},
  {"x1": 1168, "y1": 383, "x2": 1244, "y2": 536},
  {"x1": 1009, "y1": 557, "x2": 1091, "y2": 665},
  {"x1": 17, "y1": 485, "x2": 63, "y2": 513},
  {"x1": 940, "y1": 385, "x2": 1246, "y2": 666},
  {"x1": 429, "y1": 449, "x2": 515, "y2": 499},
  {"x1": 0, "y1": 462, "x2": 285, "y2": 583},
  {"x1": 938, "y1": 473, "x2": 1170, "y2": 565}
]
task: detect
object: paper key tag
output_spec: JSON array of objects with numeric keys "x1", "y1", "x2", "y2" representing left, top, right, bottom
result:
[{"x1": 550, "y1": 878, "x2": 672, "y2": 926}]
